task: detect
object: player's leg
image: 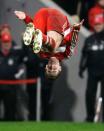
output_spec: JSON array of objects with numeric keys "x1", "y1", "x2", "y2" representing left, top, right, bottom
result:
[
  {"x1": 32, "y1": 8, "x2": 64, "y2": 53},
  {"x1": 23, "y1": 25, "x2": 63, "y2": 54},
  {"x1": 46, "y1": 31, "x2": 63, "y2": 51}
]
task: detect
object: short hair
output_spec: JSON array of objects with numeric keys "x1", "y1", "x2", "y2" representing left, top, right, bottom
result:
[{"x1": 45, "y1": 67, "x2": 61, "y2": 79}]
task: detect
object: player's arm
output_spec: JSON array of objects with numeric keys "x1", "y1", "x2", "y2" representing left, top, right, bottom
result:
[
  {"x1": 14, "y1": 11, "x2": 33, "y2": 24},
  {"x1": 70, "y1": 20, "x2": 84, "y2": 50},
  {"x1": 63, "y1": 20, "x2": 84, "y2": 57},
  {"x1": 54, "y1": 20, "x2": 84, "y2": 61}
]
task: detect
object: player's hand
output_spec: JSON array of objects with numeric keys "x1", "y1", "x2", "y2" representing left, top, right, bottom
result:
[
  {"x1": 73, "y1": 19, "x2": 84, "y2": 31},
  {"x1": 14, "y1": 10, "x2": 26, "y2": 20}
]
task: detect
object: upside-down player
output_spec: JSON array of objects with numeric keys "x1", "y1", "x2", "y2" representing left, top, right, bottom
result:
[{"x1": 14, "y1": 8, "x2": 83, "y2": 79}]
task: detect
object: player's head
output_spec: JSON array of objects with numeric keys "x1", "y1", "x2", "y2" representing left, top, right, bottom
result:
[{"x1": 45, "y1": 57, "x2": 62, "y2": 79}]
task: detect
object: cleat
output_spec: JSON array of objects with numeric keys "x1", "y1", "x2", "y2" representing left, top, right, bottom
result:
[
  {"x1": 32, "y1": 29, "x2": 42, "y2": 53},
  {"x1": 23, "y1": 22, "x2": 35, "y2": 46}
]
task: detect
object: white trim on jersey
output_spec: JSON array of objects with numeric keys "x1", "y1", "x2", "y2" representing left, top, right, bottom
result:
[{"x1": 63, "y1": 27, "x2": 71, "y2": 37}]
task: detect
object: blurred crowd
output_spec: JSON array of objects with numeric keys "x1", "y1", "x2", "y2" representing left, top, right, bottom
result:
[
  {"x1": 0, "y1": 0, "x2": 104, "y2": 122},
  {"x1": 0, "y1": 24, "x2": 54, "y2": 121}
]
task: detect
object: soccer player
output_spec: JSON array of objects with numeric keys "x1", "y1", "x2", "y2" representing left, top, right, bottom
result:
[{"x1": 14, "y1": 8, "x2": 83, "y2": 79}]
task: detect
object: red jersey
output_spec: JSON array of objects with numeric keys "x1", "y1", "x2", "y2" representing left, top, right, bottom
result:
[{"x1": 24, "y1": 8, "x2": 73, "y2": 61}]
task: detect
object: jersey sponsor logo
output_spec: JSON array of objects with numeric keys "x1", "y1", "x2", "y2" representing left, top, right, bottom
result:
[{"x1": 64, "y1": 28, "x2": 71, "y2": 37}]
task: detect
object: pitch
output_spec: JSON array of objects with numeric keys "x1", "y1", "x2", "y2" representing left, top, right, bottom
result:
[{"x1": 0, "y1": 122, "x2": 103, "y2": 131}]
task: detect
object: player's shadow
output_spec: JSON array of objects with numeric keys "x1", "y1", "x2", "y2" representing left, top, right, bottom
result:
[{"x1": 50, "y1": 63, "x2": 77, "y2": 121}]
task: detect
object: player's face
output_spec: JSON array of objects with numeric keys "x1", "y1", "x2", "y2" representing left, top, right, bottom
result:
[
  {"x1": 94, "y1": 23, "x2": 104, "y2": 33},
  {"x1": 45, "y1": 57, "x2": 61, "y2": 79}
]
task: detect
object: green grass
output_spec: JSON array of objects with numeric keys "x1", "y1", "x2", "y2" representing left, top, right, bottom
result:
[{"x1": 0, "y1": 122, "x2": 104, "y2": 131}]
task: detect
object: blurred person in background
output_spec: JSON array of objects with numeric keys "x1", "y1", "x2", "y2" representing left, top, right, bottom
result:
[
  {"x1": 88, "y1": 0, "x2": 104, "y2": 31},
  {"x1": 79, "y1": 14, "x2": 104, "y2": 122},
  {"x1": 23, "y1": 44, "x2": 54, "y2": 121},
  {"x1": 39, "y1": 59, "x2": 54, "y2": 121},
  {"x1": 23, "y1": 44, "x2": 39, "y2": 120},
  {"x1": 0, "y1": 24, "x2": 27, "y2": 121}
]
